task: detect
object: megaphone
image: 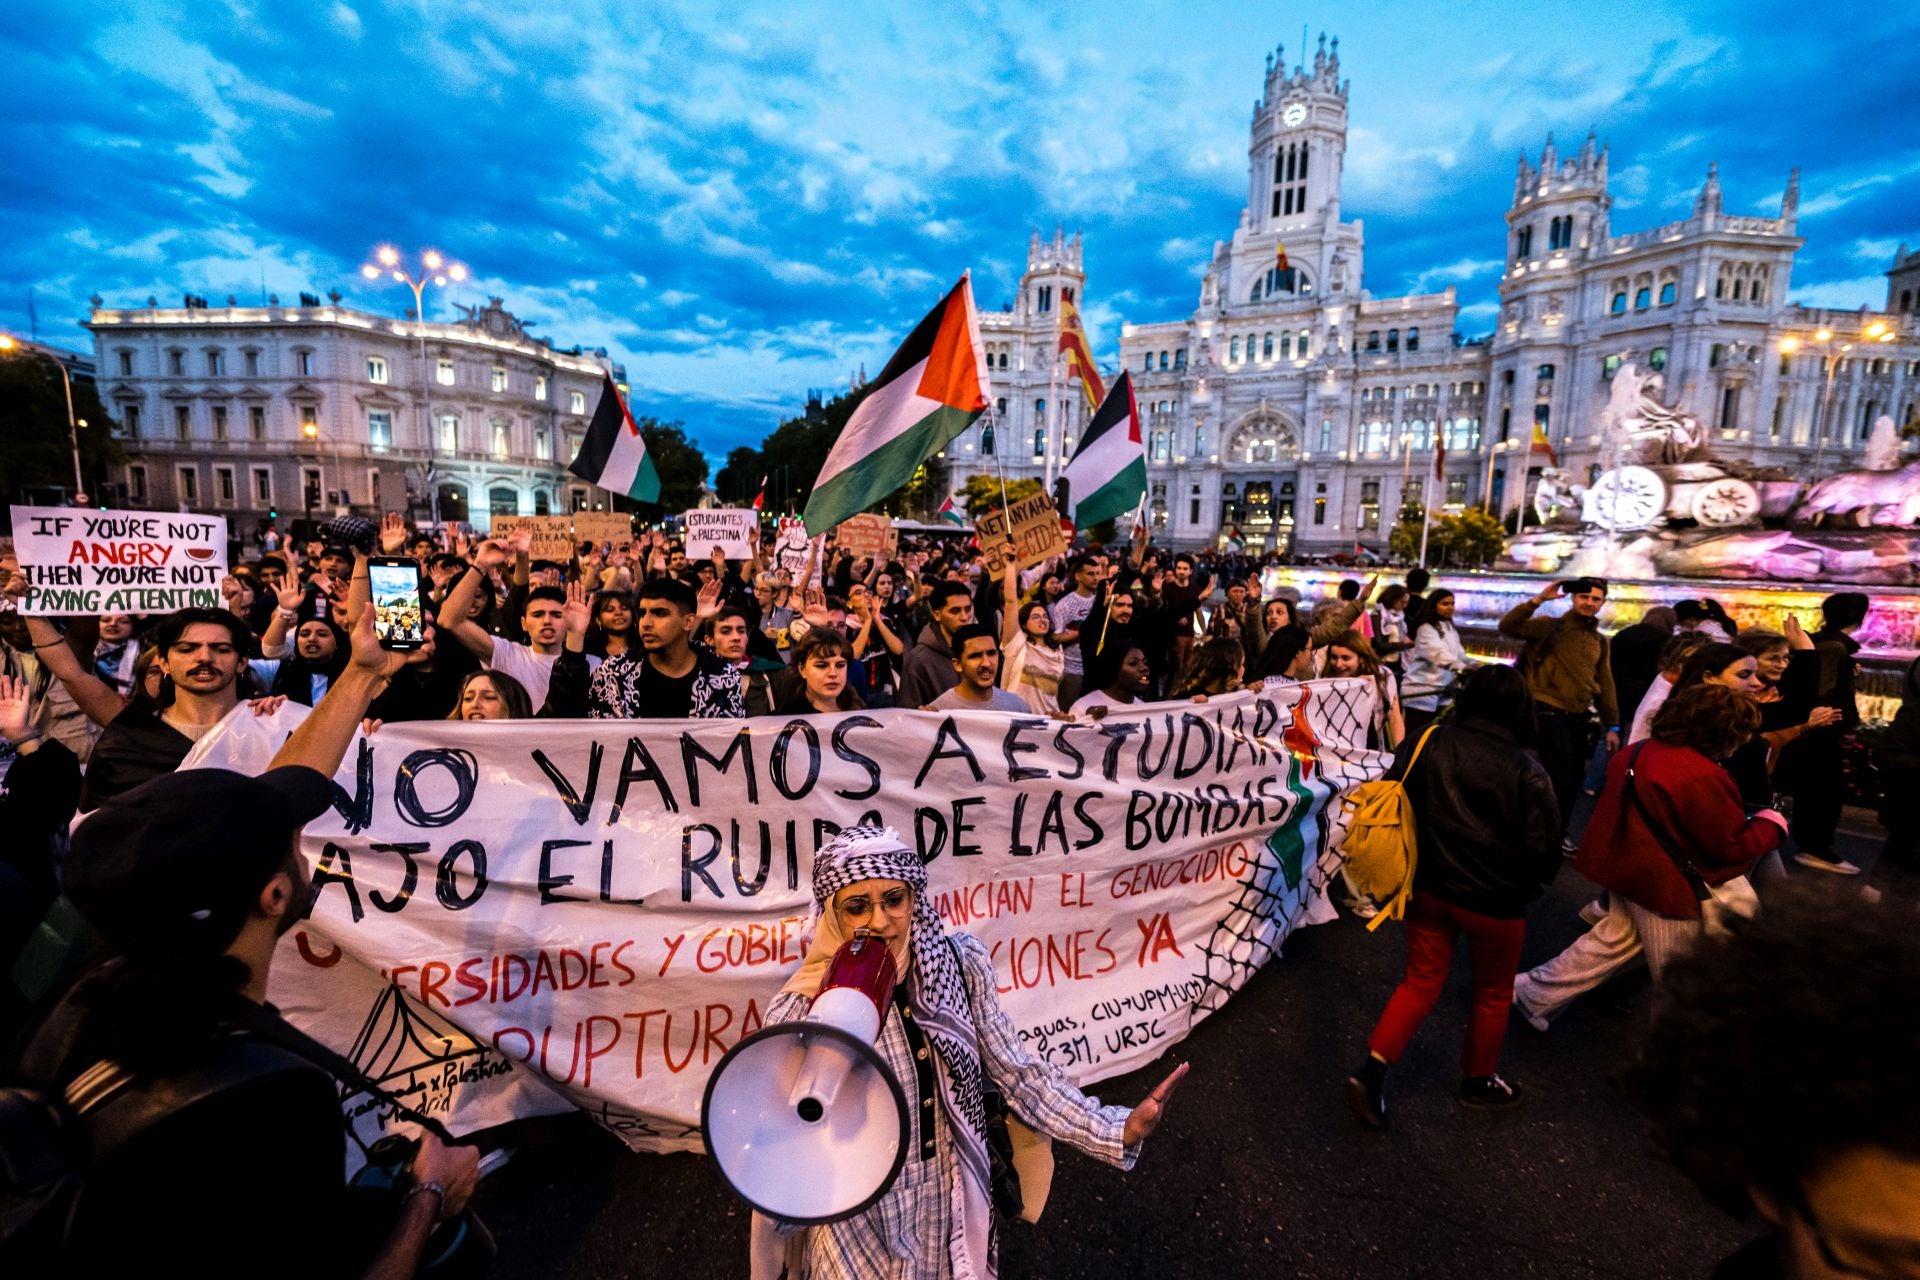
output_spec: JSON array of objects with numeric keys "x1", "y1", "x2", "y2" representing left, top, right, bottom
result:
[{"x1": 701, "y1": 929, "x2": 911, "y2": 1223}]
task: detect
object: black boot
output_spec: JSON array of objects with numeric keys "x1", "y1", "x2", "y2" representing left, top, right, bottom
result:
[
  {"x1": 1345, "y1": 1056, "x2": 1389, "y2": 1130},
  {"x1": 1458, "y1": 1073, "x2": 1523, "y2": 1111}
]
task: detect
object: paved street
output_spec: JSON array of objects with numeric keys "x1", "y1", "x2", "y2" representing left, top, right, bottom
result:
[{"x1": 472, "y1": 818, "x2": 1894, "y2": 1279}]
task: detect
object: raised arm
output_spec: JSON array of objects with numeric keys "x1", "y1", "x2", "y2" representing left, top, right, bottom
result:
[
  {"x1": 435, "y1": 559, "x2": 499, "y2": 661},
  {"x1": 999, "y1": 540, "x2": 1022, "y2": 647},
  {"x1": 269, "y1": 603, "x2": 429, "y2": 777},
  {"x1": 3, "y1": 575, "x2": 126, "y2": 727}
]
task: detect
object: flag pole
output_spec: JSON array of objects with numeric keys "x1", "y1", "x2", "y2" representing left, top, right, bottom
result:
[
  {"x1": 1044, "y1": 294, "x2": 1062, "y2": 491},
  {"x1": 1417, "y1": 447, "x2": 1436, "y2": 568}
]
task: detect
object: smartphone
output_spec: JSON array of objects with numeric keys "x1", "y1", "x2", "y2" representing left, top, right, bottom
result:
[{"x1": 366, "y1": 556, "x2": 428, "y2": 650}]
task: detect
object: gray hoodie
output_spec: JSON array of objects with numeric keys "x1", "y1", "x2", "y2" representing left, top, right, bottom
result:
[{"x1": 897, "y1": 622, "x2": 960, "y2": 708}]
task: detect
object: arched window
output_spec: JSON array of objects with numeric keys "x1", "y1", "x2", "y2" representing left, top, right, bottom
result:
[
  {"x1": 1611, "y1": 292, "x2": 1627, "y2": 315},
  {"x1": 1250, "y1": 281, "x2": 1264, "y2": 303},
  {"x1": 1731, "y1": 279, "x2": 1744, "y2": 301},
  {"x1": 999, "y1": 352, "x2": 1009, "y2": 369},
  {"x1": 1262, "y1": 333, "x2": 1274, "y2": 359},
  {"x1": 1141, "y1": 352, "x2": 1153, "y2": 372},
  {"x1": 1386, "y1": 329, "x2": 1399, "y2": 353},
  {"x1": 1634, "y1": 287, "x2": 1652, "y2": 310},
  {"x1": 1152, "y1": 430, "x2": 1167, "y2": 460},
  {"x1": 1194, "y1": 425, "x2": 1206, "y2": 455},
  {"x1": 1281, "y1": 332, "x2": 1293, "y2": 359},
  {"x1": 1516, "y1": 225, "x2": 1533, "y2": 259},
  {"x1": 1034, "y1": 398, "x2": 1046, "y2": 423},
  {"x1": 1173, "y1": 349, "x2": 1187, "y2": 370},
  {"x1": 1230, "y1": 337, "x2": 1241, "y2": 362},
  {"x1": 1658, "y1": 281, "x2": 1677, "y2": 306},
  {"x1": 1649, "y1": 346, "x2": 1668, "y2": 372},
  {"x1": 995, "y1": 397, "x2": 1007, "y2": 416},
  {"x1": 1407, "y1": 326, "x2": 1420, "y2": 351},
  {"x1": 1298, "y1": 329, "x2": 1311, "y2": 358},
  {"x1": 1159, "y1": 351, "x2": 1170, "y2": 371},
  {"x1": 1366, "y1": 331, "x2": 1380, "y2": 351},
  {"x1": 1752, "y1": 269, "x2": 1769, "y2": 304},
  {"x1": 1033, "y1": 429, "x2": 1046, "y2": 457}
]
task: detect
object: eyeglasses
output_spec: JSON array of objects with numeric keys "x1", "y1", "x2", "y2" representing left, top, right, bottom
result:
[
  {"x1": 834, "y1": 886, "x2": 913, "y2": 925},
  {"x1": 1791, "y1": 1185, "x2": 1920, "y2": 1278}
]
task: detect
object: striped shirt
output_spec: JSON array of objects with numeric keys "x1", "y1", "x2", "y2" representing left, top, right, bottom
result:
[{"x1": 768, "y1": 931, "x2": 1137, "y2": 1278}]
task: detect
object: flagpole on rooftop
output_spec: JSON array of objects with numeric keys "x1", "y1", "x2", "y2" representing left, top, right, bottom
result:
[
  {"x1": 1418, "y1": 446, "x2": 1436, "y2": 568},
  {"x1": 1044, "y1": 294, "x2": 1063, "y2": 491}
]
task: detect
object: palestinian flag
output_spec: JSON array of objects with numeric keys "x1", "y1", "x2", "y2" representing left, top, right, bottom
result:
[
  {"x1": 1063, "y1": 370, "x2": 1145, "y2": 530},
  {"x1": 568, "y1": 370, "x2": 661, "y2": 503},
  {"x1": 1528, "y1": 420, "x2": 1558, "y2": 466},
  {"x1": 936, "y1": 493, "x2": 965, "y2": 526},
  {"x1": 803, "y1": 274, "x2": 989, "y2": 534},
  {"x1": 1057, "y1": 295, "x2": 1106, "y2": 413}
]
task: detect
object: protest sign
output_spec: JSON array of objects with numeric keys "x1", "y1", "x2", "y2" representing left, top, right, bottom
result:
[
  {"x1": 572, "y1": 511, "x2": 634, "y2": 549},
  {"x1": 772, "y1": 516, "x2": 823, "y2": 586},
  {"x1": 975, "y1": 492, "x2": 1069, "y2": 577},
  {"x1": 9, "y1": 505, "x2": 228, "y2": 615},
  {"x1": 683, "y1": 508, "x2": 755, "y2": 560},
  {"x1": 186, "y1": 680, "x2": 1385, "y2": 1157},
  {"x1": 493, "y1": 515, "x2": 575, "y2": 561},
  {"x1": 835, "y1": 513, "x2": 896, "y2": 562}
]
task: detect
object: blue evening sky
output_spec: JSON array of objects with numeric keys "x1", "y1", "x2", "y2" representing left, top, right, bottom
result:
[{"x1": 2, "y1": 1, "x2": 1915, "y2": 463}]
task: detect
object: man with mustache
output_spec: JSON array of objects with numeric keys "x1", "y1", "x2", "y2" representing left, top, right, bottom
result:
[{"x1": 6, "y1": 586, "x2": 269, "y2": 810}]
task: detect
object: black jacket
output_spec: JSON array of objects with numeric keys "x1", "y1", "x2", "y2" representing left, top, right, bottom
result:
[
  {"x1": 1608, "y1": 620, "x2": 1668, "y2": 734},
  {"x1": 1394, "y1": 719, "x2": 1563, "y2": 918}
]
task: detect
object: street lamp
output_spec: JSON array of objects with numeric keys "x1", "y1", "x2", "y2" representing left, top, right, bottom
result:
[
  {"x1": 360, "y1": 245, "x2": 469, "y2": 526},
  {"x1": 0, "y1": 333, "x2": 90, "y2": 505},
  {"x1": 1781, "y1": 320, "x2": 1898, "y2": 476}
]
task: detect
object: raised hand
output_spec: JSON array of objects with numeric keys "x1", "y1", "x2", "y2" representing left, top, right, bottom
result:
[
  {"x1": 0, "y1": 674, "x2": 34, "y2": 743},
  {"x1": 562, "y1": 579, "x2": 593, "y2": 638},
  {"x1": 1535, "y1": 581, "x2": 1564, "y2": 604},
  {"x1": 348, "y1": 603, "x2": 434, "y2": 682},
  {"x1": 474, "y1": 539, "x2": 509, "y2": 571},
  {"x1": 379, "y1": 512, "x2": 408, "y2": 554},
  {"x1": 1121, "y1": 1061, "x2": 1189, "y2": 1146},
  {"x1": 275, "y1": 574, "x2": 306, "y2": 613},
  {"x1": 1783, "y1": 614, "x2": 1812, "y2": 650},
  {"x1": 503, "y1": 527, "x2": 533, "y2": 557},
  {"x1": 696, "y1": 577, "x2": 724, "y2": 621},
  {"x1": 801, "y1": 586, "x2": 831, "y2": 628}
]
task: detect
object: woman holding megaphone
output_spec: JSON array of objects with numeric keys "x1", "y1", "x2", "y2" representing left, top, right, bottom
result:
[{"x1": 713, "y1": 825, "x2": 1186, "y2": 1280}]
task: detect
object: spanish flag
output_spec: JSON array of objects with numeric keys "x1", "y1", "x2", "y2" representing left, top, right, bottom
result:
[
  {"x1": 1528, "y1": 421, "x2": 1558, "y2": 467},
  {"x1": 1057, "y1": 295, "x2": 1106, "y2": 413},
  {"x1": 1275, "y1": 240, "x2": 1291, "y2": 274}
]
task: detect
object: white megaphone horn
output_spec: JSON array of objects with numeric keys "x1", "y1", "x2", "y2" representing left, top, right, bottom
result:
[{"x1": 701, "y1": 928, "x2": 911, "y2": 1223}]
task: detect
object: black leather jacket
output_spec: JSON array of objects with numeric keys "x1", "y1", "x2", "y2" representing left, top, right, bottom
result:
[{"x1": 1394, "y1": 718, "x2": 1563, "y2": 918}]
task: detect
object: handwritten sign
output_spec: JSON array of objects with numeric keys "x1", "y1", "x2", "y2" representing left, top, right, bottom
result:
[
  {"x1": 9, "y1": 505, "x2": 229, "y2": 615},
  {"x1": 493, "y1": 515, "x2": 575, "y2": 561},
  {"x1": 835, "y1": 513, "x2": 896, "y2": 562},
  {"x1": 572, "y1": 511, "x2": 633, "y2": 550},
  {"x1": 975, "y1": 492, "x2": 1069, "y2": 576},
  {"x1": 683, "y1": 508, "x2": 755, "y2": 560},
  {"x1": 771, "y1": 516, "x2": 824, "y2": 586},
  {"x1": 184, "y1": 680, "x2": 1385, "y2": 1155}
]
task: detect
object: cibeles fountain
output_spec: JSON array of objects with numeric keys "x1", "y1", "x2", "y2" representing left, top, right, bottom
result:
[
  {"x1": 1484, "y1": 363, "x2": 1920, "y2": 657},
  {"x1": 1508, "y1": 364, "x2": 1920, "y2": 585}
]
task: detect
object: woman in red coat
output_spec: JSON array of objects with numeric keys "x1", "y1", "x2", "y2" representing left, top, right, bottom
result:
[{"x1": 1570, "y1": 683, "x2": 1786, "y2": 977}]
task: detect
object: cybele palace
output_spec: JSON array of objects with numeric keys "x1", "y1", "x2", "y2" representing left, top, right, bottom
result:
[{"x1": 956, "y1": 34, "x2": 1919, "y2": 552}]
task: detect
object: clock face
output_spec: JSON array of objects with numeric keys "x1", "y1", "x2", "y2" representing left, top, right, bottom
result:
[{"x1": 1282, "y1": 102, "x2": 1307, "y2": 127}]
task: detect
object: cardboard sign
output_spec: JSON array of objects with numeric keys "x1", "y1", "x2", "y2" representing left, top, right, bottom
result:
[
  {"x1": 572, "y1": 511, "x2": 633, "y2": 550},
  {"x1": 772, "y1": 516, "x2": 823, "y2": 586},
  {"x1": 183, "y1": 679, "x2": 1385, "y2": 1155},
  {"x1": 682, "y1": 508, "x2": 755, "y2": 560},
  {"x1": 493, "y1": 515, "x2": 575, "y2": 561},
  {"x1": 9, "y1": 505, "x2": 229, "y2": 615},
  {"x1": 975, "y1": 492, "x2": 1069, "y2": 576},
  {"x1": 835, "y1": 513, "x2": 896, "y2": 562}
]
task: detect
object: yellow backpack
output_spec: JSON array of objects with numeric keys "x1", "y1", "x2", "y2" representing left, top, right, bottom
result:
[{"x1": 1336, "y1": 725, "x2": 1439, "y2": 932}]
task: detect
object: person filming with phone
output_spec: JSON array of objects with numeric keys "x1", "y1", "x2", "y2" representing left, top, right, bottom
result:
[{"x1": 4, "y1": 564, "x2": 489, "y2": 1277}]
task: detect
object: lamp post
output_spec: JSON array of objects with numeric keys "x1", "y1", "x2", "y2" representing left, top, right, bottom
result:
[
  {"x1": 1780, "y1": 319, "x2": 1897, "y2": 477},
  {"x1": 360, "y1": 246, "x2": 468, "y2": 526},
  {"x1": 0, "y1": 333, "x2": 89, "y2": 505}
]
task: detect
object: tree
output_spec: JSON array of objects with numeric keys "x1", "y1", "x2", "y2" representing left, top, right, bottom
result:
[
  {"x1": 1432, "y1": 507, "x2": 1507, "y2": 567},
  {"x1": 958, "y1": 473, "x2": 1042, "y2": 519},
  {"x1": 714, "y1": 446, "x2": 763, "y2": 505},
  {"x1": 1386, "y1": 496, "x2": 1426, "y2": 561},
  {"x1": 0, "y1": 358, "x2": 124, "y2": 506}
]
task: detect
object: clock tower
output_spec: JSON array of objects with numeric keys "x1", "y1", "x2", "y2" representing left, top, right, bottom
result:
[{"x1": 1249, "y1": 33, "x2": 1349, "y2": 241}]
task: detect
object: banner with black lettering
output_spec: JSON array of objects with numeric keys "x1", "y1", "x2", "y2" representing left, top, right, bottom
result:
[{"x1": 186, "y1": 680, "x2": 1385, "y2": 1155}]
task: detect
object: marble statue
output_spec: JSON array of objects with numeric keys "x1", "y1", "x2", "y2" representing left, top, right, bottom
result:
[
  {"x1": 1866, "y1": 414, "x2": 1902, "y2": 471},
  {"x1": 1603, "y1": 363, "x2": 1707, "y2": 465},
  {"x1": 1795, "y1": 459, "x2": 1920, "y2": 528}
]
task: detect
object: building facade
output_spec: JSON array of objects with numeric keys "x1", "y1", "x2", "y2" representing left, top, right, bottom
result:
[
  {"x1": 956, "y1": 34, "x2": 1919, "y2": 552},
  {"x1": 86, "y1": 294, "x2": 620, "y2": 534}
]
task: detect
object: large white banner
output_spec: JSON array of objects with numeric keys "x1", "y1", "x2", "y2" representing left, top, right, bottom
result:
[{"x1": 187, "y1": 680, "x2": 1385, "y2": 1155}]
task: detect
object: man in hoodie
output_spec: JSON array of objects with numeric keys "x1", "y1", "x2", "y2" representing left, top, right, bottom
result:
[{"x1": 898, "y1": 580, "x2": 974, "y2": 708}]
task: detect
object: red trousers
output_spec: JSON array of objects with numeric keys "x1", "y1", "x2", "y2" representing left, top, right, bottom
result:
[{"x1": 1366, "y1": 890, "x2": 1527, "y2": 1078}]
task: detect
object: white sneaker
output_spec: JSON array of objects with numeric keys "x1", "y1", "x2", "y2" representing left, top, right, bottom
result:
[
  {"x1": 1794, "y1": 852, "x2": 1863, "y2": 876},
  {"x1": 1510, "y1": 976, "x2": 1551, "y2": 1033}
]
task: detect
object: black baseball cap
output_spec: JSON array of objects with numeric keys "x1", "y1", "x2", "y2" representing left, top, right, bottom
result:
[{"x1": 65, "y1": 767, "x2": 335, "y2": 958}]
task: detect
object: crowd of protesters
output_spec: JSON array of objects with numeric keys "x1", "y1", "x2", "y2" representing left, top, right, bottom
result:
[{"x1": 0, "y1": 507, "x2": 1912, "y2": 1278}]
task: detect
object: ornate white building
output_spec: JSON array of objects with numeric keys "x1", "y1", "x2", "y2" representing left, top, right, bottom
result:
[
  {"x1": 86, "y1": 293, "x2": 620, "y2": 534},
  {"x1": 954, "y1": 34, "x2": 1919, "y2": 551}
]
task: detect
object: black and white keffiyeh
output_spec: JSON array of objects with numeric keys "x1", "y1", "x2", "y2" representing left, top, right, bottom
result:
[{"x1": 809, "y1": 825, "x2": 995, "y2": 1279}]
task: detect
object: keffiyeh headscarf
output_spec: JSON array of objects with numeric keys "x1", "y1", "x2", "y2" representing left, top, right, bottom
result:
[{"x1": 789, "y1": 825, "x2": 996, "y2": 1279}]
